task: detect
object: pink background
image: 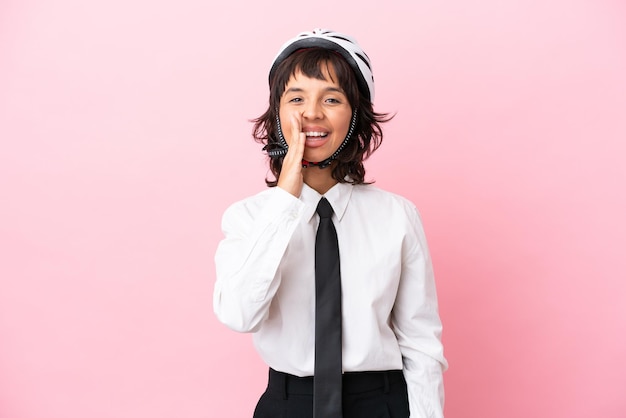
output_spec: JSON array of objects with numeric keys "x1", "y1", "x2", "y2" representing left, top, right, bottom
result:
[{"x1": 1, "y1": 0, "x2": 625, "y2": 417}]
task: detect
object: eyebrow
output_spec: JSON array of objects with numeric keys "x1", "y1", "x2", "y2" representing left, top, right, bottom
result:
[{"x1": 284, "y1": 86, "x2": 346, "y2": 94}]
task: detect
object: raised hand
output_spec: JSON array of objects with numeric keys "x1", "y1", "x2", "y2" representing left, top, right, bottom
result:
[{"x1": 277, "y1": 113, "x2": 305, "y2": 197}]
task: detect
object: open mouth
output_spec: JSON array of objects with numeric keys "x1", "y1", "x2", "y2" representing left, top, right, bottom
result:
[{"x1": 304, "y1": 131, "x2": 329, "y2": 138}]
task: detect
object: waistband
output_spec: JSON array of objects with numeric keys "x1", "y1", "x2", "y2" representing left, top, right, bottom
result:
[{"x1": 266, "y1": 368, "x2": 406, "y2": 397}]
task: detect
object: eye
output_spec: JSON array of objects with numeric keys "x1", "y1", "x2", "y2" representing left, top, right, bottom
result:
[
  {"x1": 288, "y1": 97, "x2": 303, "y2": 103},
  {"x1": 325, "y1": 97, "x2": 341, "y2": 104}
]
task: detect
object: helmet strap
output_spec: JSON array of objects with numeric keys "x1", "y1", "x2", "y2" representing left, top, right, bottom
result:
[{"x1": 268, "y1": 109, "x2": 358, "y2": 169}]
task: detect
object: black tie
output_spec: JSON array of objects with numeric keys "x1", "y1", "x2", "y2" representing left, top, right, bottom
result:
[{"x1": 314, "y1": 197, "x2": 343, "y2": 417}]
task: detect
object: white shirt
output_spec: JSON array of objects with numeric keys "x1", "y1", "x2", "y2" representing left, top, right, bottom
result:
[{"x1": 214, "y1": 182, "x2": 448, "y2": 417}]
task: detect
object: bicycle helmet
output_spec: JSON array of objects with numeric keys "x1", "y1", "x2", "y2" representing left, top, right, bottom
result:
[
  {"x1": 269, "y1": 28, "x2": 375, "y2": 102},
  {"x1": 264, "y1": 29, "x2": 374, "y2": 168}
]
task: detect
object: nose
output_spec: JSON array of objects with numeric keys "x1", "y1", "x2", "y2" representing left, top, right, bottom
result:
[{"x1": 302, "y1": 100, "x2": 323, "y2": 120}]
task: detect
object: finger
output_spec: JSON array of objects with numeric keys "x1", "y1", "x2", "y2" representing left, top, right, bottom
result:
[
  {"x1": 288, "y1": 113, "x2": 305, "y2": 160},
  {"x1": 277, "y1": 113, "x2": 305, "y2": 196}
]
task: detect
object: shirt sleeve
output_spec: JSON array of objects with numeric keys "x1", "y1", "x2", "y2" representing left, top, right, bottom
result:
[
  {"x1": 213, "y1": 187, "x2": 305, "y2": 333},
  {"x1": 392, "y1": 204, "x2": 448, "y2": 418}
]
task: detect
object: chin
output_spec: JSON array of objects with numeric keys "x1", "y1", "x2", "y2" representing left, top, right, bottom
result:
[{"x1": 304, "y1": 154, "x2": 332, "y2": 164}]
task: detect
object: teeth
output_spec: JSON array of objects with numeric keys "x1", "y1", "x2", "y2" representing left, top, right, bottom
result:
[{"x1": 304, "y1": 132, "x2": 328, "y2": 137}]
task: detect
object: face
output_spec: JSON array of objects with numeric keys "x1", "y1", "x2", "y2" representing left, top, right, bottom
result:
[{"x1": 279, "y1": 64, "x2": 353, "y2": 163}]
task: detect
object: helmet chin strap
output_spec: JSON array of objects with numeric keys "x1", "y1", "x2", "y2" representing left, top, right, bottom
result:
[{"x1": 265, "y1": 109, "x2": 358, "y2": 169}]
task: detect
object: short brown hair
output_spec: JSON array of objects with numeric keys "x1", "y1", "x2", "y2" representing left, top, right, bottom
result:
[{"x1": 252, "y1": 47, "x2": 391, "y2": 187}]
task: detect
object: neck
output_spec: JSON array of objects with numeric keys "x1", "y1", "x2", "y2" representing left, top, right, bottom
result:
[{"x1": 303, "y1": 164, "x2": 339, "y2": 195}]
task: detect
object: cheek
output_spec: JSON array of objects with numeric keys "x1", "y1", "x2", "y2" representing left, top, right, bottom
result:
[
  {"x1": 278, "y1": 109, "x2": 286, "y2": 126},
  {"x1": 278, "y1": 109, "x2": 292, "y2": 143},
  {"x1": 334, "y1": 111, "x2": 352, "y2": 136}
]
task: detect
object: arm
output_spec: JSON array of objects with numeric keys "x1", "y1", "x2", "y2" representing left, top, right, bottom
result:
[
  {"x1": 213, "y1": 187, "x2": 304, "y2": 333},
  {"x1": 214, "y1": 112, "x2": 307, "y2": 332},
  {"x1": 392, "y1": 205, "x2": 448, "y2": 417}
]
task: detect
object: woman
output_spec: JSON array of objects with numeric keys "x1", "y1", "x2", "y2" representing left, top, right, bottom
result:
[{"x1": 214, "y1": 29, "x2": 447, "y2": 418}]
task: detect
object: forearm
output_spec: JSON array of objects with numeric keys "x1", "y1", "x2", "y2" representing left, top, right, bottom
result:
[
  {"x1": 213, "y1": 188, "x2": 304, "y2": 332},
  {"x1": 402, "y1": 349, "x2": 445, "y2": 417}
]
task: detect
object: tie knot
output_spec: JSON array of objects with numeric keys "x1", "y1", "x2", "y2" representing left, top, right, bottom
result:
[{"x1": 316, "y1": 198, "x2": 334, "y2": 219}]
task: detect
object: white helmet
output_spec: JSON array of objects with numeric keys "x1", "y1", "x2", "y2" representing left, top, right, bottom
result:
[{"x1": 269, "y1": 28, "x2": 375, "y2": 102}]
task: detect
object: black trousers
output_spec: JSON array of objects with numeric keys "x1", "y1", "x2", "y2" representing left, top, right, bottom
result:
[{"x1": 253, "y1": 368, "x2": 410, "y2": 418}]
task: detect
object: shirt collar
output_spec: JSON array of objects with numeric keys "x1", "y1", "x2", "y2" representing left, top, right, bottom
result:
[{"x1": 301, "y1": 182, "x2": 354, "y2": 223}]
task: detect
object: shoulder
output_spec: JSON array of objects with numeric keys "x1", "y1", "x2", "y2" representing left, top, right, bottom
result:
[
  {"x1": 221, "y1": 186, "x2": 302, "y2": 228},
  {"x1": 346, "y1": 185, "x2": 429, "y2": 249},
  {"x1": 351, "y1": 184, "x2": 420, "y2": 217},
  {"x1": 223, "y1": 188, "x2": 277, "y2": 217},
  {"x1": 351, "y1": 185, "x2": 431, "y2": 251}
]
